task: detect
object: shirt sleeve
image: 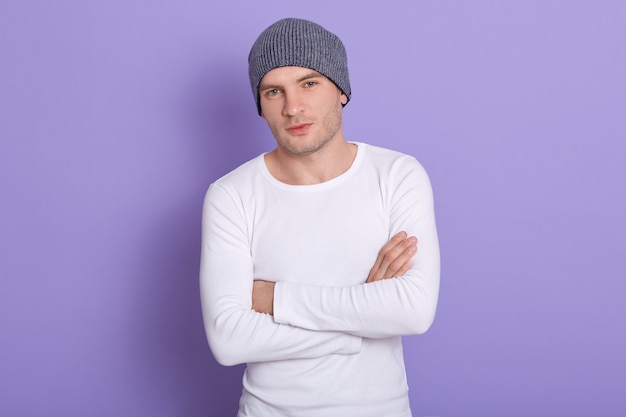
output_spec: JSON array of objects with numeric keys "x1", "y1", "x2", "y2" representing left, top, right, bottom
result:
[
  {"x1": 200, "y1": 183, "x2": 362, "y2": 366},
  {"x1": 272, "y1": 157, "x2": 440, "y2": 339}
]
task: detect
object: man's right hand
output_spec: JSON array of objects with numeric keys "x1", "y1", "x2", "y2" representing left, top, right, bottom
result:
[{"x1": 366, "y1": 231, "x2": 417, "y2": 283}]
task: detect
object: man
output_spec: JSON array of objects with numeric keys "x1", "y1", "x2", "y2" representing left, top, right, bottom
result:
[{"x1": 200, "y1": 17, "x2": 440, "y2": 417}]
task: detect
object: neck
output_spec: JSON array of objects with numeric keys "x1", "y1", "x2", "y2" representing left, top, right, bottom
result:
[{"x1": 265, "y1": 139, "x2": 357, "y2": 185}]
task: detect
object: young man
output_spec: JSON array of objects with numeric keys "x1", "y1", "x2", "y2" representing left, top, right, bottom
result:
[{"x1": 200, "y1": 18, "x2": 440, "y2": 417}]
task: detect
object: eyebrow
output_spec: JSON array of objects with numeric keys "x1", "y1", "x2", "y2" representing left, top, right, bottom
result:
[{"x1": 259, "y1": 70, "x2": 323, "y2": 91}]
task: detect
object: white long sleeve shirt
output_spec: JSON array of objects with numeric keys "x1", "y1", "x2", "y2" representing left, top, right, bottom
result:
[{"x1": 200, "y1": 143, "x2": 440, "y2": 417}]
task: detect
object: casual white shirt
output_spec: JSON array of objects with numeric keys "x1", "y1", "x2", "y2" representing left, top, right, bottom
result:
[{"x1": 200, "y1": 143, "x2": 440, "y2": 417}]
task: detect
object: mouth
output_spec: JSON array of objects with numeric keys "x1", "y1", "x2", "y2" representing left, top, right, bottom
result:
[{"x1": 286, "y1": 123, "x2": 312, "y2": 135}]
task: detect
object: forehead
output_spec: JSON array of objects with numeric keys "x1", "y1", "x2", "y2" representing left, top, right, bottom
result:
[{"x1": 260, "y1": 66, "x2": 325, "y2": 87}]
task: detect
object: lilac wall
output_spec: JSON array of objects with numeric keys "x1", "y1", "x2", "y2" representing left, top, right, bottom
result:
[{"x1": 1, "y1": 1, "x2": 624, "y2": 416}]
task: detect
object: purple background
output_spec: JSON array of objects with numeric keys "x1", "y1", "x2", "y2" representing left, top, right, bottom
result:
[{"x1": 1, "y1": 1, "x2": 625, "y2": 416}]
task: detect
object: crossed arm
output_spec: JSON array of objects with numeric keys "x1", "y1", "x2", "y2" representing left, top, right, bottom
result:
[
  {"x1": 252, "y1": 231, "x2": 418, "y2": 315},
  {"x1": 201, "y1": 158, "x2": 439, "y2": 365}
]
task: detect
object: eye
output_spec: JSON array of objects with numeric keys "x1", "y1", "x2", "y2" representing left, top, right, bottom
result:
[
  {"x1": 304, "y1": 81, "x2": 317, "y2": 88},
  {"x1": 266, "y1": 88, "x2": 280, "y2": 96}
]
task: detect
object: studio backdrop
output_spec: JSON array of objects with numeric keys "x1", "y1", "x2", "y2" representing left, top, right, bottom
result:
[{"x1": 1, "y1": 1, "x2": 625, "y2": 416}]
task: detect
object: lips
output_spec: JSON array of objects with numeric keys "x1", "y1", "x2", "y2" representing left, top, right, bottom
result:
[{"x1": 286, "y1": 123, "x2": 312, "y2": 135}]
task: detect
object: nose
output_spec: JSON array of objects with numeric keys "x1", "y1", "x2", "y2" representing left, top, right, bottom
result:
[{"x1": 282, "y1": 91, "x2": 303, "y2": 117}]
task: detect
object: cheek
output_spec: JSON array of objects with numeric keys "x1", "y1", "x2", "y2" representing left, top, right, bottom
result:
[{"x1": 260, "y1": 99, "x2": 280, "y2": 119}]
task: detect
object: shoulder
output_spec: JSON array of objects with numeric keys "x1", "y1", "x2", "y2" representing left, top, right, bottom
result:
[
  {"x1": 358, "y1": 144, "x2": 435, "y2": 210},
  {"x1": 212, "y1": 155, "x2": 263, "y2": 188},
  {"x1": 359, "y1": 143, "x2": 428, "y2": 177},
  {"x1": 204, "y1": 154, "x2": 265, "y2": 206}
]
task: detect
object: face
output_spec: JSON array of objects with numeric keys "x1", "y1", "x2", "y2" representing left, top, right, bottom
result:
[{"x1": 258, "y1": 66, "x2": 348, "y2": 156}]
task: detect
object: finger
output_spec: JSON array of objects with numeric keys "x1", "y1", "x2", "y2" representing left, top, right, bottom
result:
[
  {"x1": 384, "y1": 242, "x2": 416, "y2": 277},
  {"x1": 367, "y1": 235, "x2": 417, "y2": 282},
  {"x1": 373, "y1": 232, "x2": 408, "y2": 270},
  {"x1": 374, "y1": 232, "x2": 407, "y2": 265},
  {"x1": 378, "y1": 236, "x2": 417, "y2": 277},
  {"x1": 367, "y1": 232, "x2": 407, "y2": 282},
  {"x1": 394, "y1": 260, "x2": 413, "y2": 278}
]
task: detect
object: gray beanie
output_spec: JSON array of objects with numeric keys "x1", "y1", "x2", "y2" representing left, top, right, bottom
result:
[{"x1": 248, "y1": 18, "x2": 351, "y2": 115}]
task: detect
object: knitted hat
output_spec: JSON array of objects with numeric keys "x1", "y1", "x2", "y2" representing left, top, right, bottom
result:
[{"x1": 248, "y1": 18, "x2": 351, "y2": 115}]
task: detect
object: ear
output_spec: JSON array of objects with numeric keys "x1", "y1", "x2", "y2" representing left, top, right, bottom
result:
[{"x1": 340, "y1": 93, "x2": 348, "y2": 105}]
